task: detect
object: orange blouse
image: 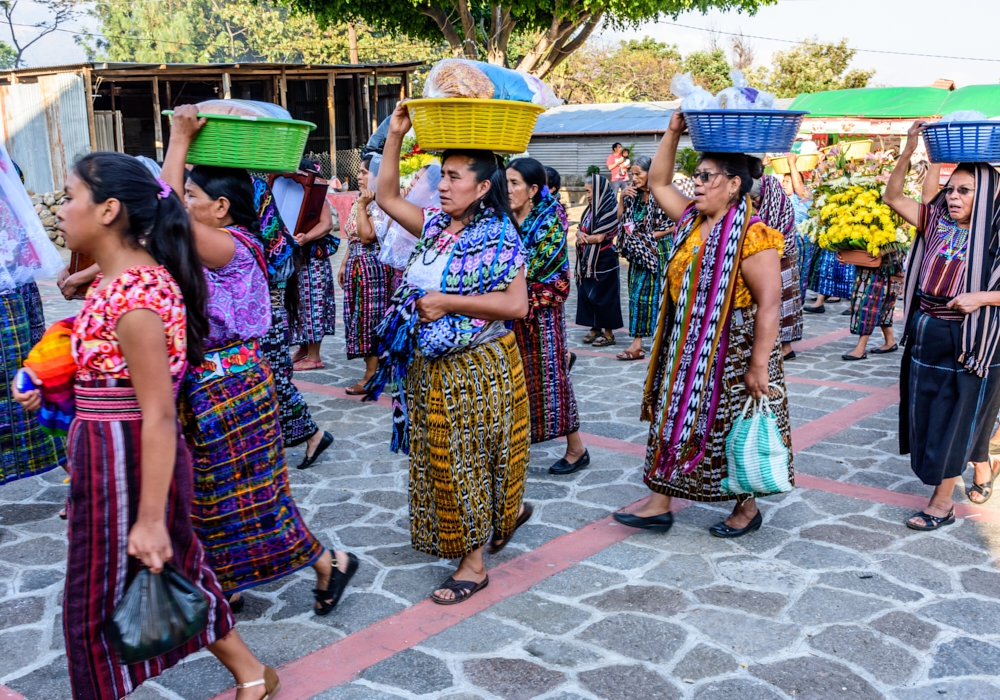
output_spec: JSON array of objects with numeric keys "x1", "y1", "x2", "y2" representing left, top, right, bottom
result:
[{"x1": 667, "y1": 221, "x2": 784, "y2": 309}]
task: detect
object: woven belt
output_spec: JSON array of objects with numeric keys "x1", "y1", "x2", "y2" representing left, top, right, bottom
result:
[
  {"x1": 189, "y1": 338, "x2": 263, "y2": 383},
  {"x1": 74, "y1": 385, "x2": 141, "y2": 422}
]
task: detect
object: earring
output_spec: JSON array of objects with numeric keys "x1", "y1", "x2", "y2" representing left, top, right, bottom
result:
[{"x1": 479, "y1": 200, "x2": 485, "y2": 210}]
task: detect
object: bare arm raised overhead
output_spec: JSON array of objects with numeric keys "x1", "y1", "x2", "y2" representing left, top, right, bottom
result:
[
  {"x1": 647, "y1": 111, "x2": 695, "y2": 222},
  {"x1": 884, "y1": 121, "x2": 926, "y2": 228},
  {"x1": 375, "y1": 103, "x2": 425, "y2": 237}
]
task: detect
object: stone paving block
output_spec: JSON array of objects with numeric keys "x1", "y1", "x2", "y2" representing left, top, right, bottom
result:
[
  {"x1": 725, "y1": 525, "x2": 792, "y2": 554},
  {"x1": 792, "y1": 452, "x2": 851, "y2": 480},
  {"x1": 380, "y1": 564, "x2": 455, "y2": 604},
  {"x1": 5, "y1": 657, "x2": 72, "y2": 699},
  {"x1": 532, "y1": 564, "x2": 627, "y2": 598},
  {"x1": 359, "y1": 648, "x2": 454, "y2": 694},
  {"x1": 929, "y1": 637, "x2": 1000, "y2": 678},
  {"x1": 691, "y1": 678, "x2": 784, "y2": 700},
  {"x1": 124, "y1": 685, "x2": 174, "y2": 699},
  {"x1": 798, "y1": 490, "x2": 871, "y2": 515},
  {"x1": 365, "y1": 546, "x2": 441, "y2": 567},
  {"x1": 893, "y1": 680, "x2": 1000, "y2": 700},
  {"x1": 750, "y1": 656, "x2": 882, "y2": 699},
  {"x1": 921, "y1": 598, "x2": 1000, "y2": 635},
  {"x1": 846, "y1": 470, "x2": 903, "y2": 490},
  {"x1": 238, "y1": 622, "x2": 341, "y2": 668},
  {"x1": 420, "y1": 614, "x2": 527, "y2": 654},
  {"x1": 523, "y1": 637, "x2": 603, "y2": 668},
  {"x1": 774, "y1": 540, "x2": 868, "y2": 570},
  {"x1": 683, "y1": 608, "x2": 799, "y2": 657},
  {"x1": 902, "y1": 535, "x2": 990, "y2": 567},
  {"x1": 693, "y1": 584, "x2": 788, "y2": 617},
  {"x1": 317, "y1": 592, "x2": 406, "y2": 635},
  {"x1": 584, "y1": 542, "x2": 661, "y2": 571},
  {"x1": 625, "y1": 524, "x2": 736, "y2": 555},
  {"x1": 714, "y1": 555, "x2": 805, "y2": 592},
  {"x1": 0, "y1": 596, "x2": 45, "y2": 627},
  {"x1": 538, "y1": 502, "x2": 609, "y2": 530},
  {"x1": 17, "y1": 568, "x2": 63, "y2": 593},
  {"x1": 0, "y1": 504, "x2": 62, "y2": 525},
  {"x1": 578, "y1": 612, "x2": 686, "y2": 663},
  {"x1": 0, "y1": 537, "x2": 66, "y2": 566},
  {"x1": 0, "y1": 628, "x2": 44, "y2": 678},
  {"x1": 156, "y1": 654, "x2": 234, "y2": 700},
  {"x1": 671, "y1": 643, "x2": 737, "y2": 682},
  {"x1": 838, "y1": 514, "x2": 914, "y2": 537},
  {"x1": 490, "y1": 593, "x2": 591, "y2": 635},
  {"x1": 581, "y1": 584, "x2": 687, "y2": 616},
  {"x1": 877, "y1": 554, "x2": 954, "y2": 594},
  {"x1": 273, "y1": 579, "x2": 324, "y2": 621},
  {"x1": 576, "y1": 484, "x2": 648, "y2": 509},
  {"x1": 960, "y1": 567, "x2": 1000, "y2": 599},
  {"x1": 463, "y1": 657, "x2": 564, "y2": 700},
  {"x1": 945, "y1": 519, "x2": 1000, "y2": 550},
  {"x1": 309, "y1": 504, "x2": 373, "y2": 531},
  {"x1": 871, "y1": 611, "x2": 940, "y2": 651},
  {"x1": 641, "y1": 554, "x2": 714, "y2": 590},
  {"x1": 524, "y1": 482, "x2": 572, "y2": 501},
  {"x1": 579, "y1": 469, "x2": 625, "y2": 486},
  {"x1": 799, "y1": 524, "x2": 894, "y2": 552},
  {"x1": 507, "y1": 524, "x2": 568, "y2": 549},
  {"x1": 673, "y1": 504, "x2": 730, "y2": 529},
  {"x1": 817, "y1": 571, "x2": 925, "y2": 603},
  {"x1": 808, "y1": 624, "x2": 919, "y2": 683},
  {"x1": 764, "y1": 501, "x2": 823, "y2": 531},
  {"x1": 577, "y1": 664, "x2": 680, "y2": 700},
  {"x1": 310, "y1": 682, "x2": 405, "y2": 699},
  {"x1": 51, "y1": 612, "x2": 64, "y2": 651},
  {"x1": 334, "y1": 526, "x2": 410, "y2": 548},
  {"x1": 787, "y1": 587, "x2": 892, "y2": 625}
]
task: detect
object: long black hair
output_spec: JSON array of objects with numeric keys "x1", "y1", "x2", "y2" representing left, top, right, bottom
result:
[
  {"x1": 507, "y1": 157, "x2": 547, "y2": 206},
  {"x1": 440, "y1": 149, "x2": 517, "y2": 227},
  {"x1": 73, "y1": 152, "x2": 209, "y2": 366},
  {"x1": 699, "y1": 153, "x2": 764, "y2": 199},
  {"x1": 544, "y1": 165, "x2": 561, "y2": 193}
]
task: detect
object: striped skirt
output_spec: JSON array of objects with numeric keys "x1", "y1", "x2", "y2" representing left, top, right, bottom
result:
[
  {"x1": 261, "y1": 285, "x2": 318, "y2": 447},
  {"x1": 406, "y1": 332, "x2": 530, "y2": 558},
  {"x1": 513, "y1": 304, "x2": 581, "y2": 444},
  {"x1": 850, "y1": 267, "x2": 900, "y2": 337},
  {"x1": 780, "y1": 235, "x2": 804, "y2": 343},
  {"x1": 181, "y1": 339, "x2": 324, "y2": 593},
  {"x1": 809, "y1": 248, "x2": 855, "y2": 298},
  {"x1": 64, "y1": 380, "x2": 233, "y2": 700},
  {"x1": 643, "y1": 306, "x2": 793, "y2": 502},
  {"x1": 344, "y1": 244, "x2": 391, "y2": 359},
  {"x1": 0, "y1": 283, "x2": 65, "y2": 484},
  {"x1": 627, "y1": 263, "x2": 663, "y2": 338},
  {"x1": 292, "y1": 255, "x2": 337, "y2": 345}
]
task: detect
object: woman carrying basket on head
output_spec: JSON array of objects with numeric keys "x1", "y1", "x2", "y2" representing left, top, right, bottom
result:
[
  {"x1": 614, "y1": 110, "x2": 792, "y2": 539},
  {"x1": 370, "y1": 103, "x2": 532, "y2": 605},
  {"x1": 885, "y1": 122, "x2": 1000, "y2": 527}
]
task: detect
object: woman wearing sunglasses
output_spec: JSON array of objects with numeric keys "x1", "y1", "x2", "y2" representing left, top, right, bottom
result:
[
  {"x1": 885, "y1": 122, "x2": 1000, "y2": 529},
  {"x1": 613, "y1": 110, "x2": 791, "y2": 538}
]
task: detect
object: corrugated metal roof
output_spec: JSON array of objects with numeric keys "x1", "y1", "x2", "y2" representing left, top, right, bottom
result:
[
  {"x1": 534, "y1": 98, "x2": 799, "y2": 137},
  {"x1": 2, "y1": 60, "x2": 423, "y2": 78}
]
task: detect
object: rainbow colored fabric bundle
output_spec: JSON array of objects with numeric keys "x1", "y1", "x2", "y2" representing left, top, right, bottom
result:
[{"x1": 24, "y1": 318, "x2": 76, "y2": 436}]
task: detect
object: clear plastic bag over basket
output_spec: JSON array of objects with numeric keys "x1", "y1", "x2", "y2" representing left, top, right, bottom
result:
[
  {"x1": 422, "y1": 59, "x2": 561, "y2": 108},
  {"x1": 105, "y1": 563, "x2": 209, "y2": 665},
  {"x1": 379, "y1": 163, "x2": 441, "y2": 271},
  {"x1": 670, "y1": 72, "x2": 717, "y2": 111}
]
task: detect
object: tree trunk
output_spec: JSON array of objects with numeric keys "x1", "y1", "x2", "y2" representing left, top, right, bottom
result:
[
  {"x1": 421, "y1": 4, "x2": 466, "y2": 58},
  {"x1": 532, "y1": 11, "x2": 602, "y2": 78},
  {"x1": 348, "y1": 22, "x2": 358, "y2": 63},
  {"x1": 486, "y1": 5, "x2": 513, "y2": 66},
  {"x1": 454, "y1": 0, "x2": 479, "y2": 59}
]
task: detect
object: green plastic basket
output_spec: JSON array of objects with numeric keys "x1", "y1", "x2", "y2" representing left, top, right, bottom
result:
[{"x1": 162, "y1": 110, "x2": 316, "y2": 172}]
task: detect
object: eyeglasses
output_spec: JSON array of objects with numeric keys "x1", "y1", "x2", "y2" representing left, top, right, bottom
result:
[
  {"x1": 943, "y1": 186, "x2": 974, "y2": 197},
  {"x1": 690, "y1": 170, "x2": 727, "y2": 184}
]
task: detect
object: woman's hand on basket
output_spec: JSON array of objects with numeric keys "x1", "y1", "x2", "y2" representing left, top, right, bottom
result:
[
  {"x1": 11, "y1": 367, "x2": 41, "y2": 412},
  {"x1": 744, "y1": 365, "x2": 770, "y2": 400},
  {"x1": 170, "y1": 104, "x2": 207, "y2": 143},
  {"x1": 668, "y1": 110, "x2": 687, "y2": 136},
  {"x1": 388, "y1": 102, "x2": 412, "y2": 137}
]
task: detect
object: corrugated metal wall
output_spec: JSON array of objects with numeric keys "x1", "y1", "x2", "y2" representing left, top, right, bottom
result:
[
  {"x1": 526, "y1": 134, "x2": 693, "y2": 183},
  {"x1": 0, "y1": 71, "x2": 91, "y2": 193}
]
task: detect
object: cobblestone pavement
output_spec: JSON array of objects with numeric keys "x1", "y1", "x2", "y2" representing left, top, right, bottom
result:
[{"x1": 3, "y1": 249, "x2": 1000, "y2": 700}]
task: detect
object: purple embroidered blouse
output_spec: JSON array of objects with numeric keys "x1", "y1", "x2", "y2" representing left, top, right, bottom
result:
[{"x1": 204, "y1": 234, "x2": 271, "y2": 349}]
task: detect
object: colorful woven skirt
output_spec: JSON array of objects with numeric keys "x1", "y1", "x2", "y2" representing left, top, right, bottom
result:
[
  {"x1": 0, "y1": 283, "x2": 65, "y2": 484},
  {"x1": 808, "y1": 248, "x2": 855, "y2": 299},
  {"x1": 261, "y1": 285, "x2": 319, "y2": 447},
  {"x1": 344, "y1": 244, "x2": 391, "y2": 359},
  {"x1": 406, "y1": 332, "x2": 530, "y2": 558},
  {"x1": 513, "y1": 305, "x2": 580, "y2": 444},
  {"x1": 627, "y1": 262, "x2": 663, "y2": 338},
  {"x1": 63, "y1": 380, "x2": 233, "y2": 700},
  {"x1": 850, "y1": 267, "x2": 900, "y2": 337},
  {"x1": 292, "y1": 255, "x2": 337, "y2": 345},
  {"x1": 643, "y1": 306, "x2": 793, "y2": 502},
  {"x1": 779, "y1": 234, "x2": 804, "y2": 343},
  {"x1": 181, "y1": 339, "x2": 325, "y2": 592}
]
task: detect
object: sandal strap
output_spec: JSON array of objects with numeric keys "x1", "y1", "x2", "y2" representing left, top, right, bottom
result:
[
  {"x1": 235, "y1": 678, "x2": 266, "y2": 689},
  {"x1": 440, "y1": 578, "x2": 480, "y2": 594}
]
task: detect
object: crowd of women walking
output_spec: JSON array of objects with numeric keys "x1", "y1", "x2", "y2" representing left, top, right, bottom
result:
[{"x1": 2, "y1": 96, "x2": 999, "y2": 700}]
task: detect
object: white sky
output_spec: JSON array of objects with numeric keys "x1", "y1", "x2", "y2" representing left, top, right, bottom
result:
[{"x1": 6, "y1": 0, "x2": 1000, "y2": 88}]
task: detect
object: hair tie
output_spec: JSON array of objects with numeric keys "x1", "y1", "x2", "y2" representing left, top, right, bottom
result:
[
  {"x1": 541, "y1": 185, "x2": 551, "y2": 198},
  {"x1": 156, "y1": 178, "x2": 172, "y2": 199}
]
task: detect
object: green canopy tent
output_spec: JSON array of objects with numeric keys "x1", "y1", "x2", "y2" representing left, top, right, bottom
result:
[{"x1": 789, "y1": 85, "x2": 1000, "y2": 119}]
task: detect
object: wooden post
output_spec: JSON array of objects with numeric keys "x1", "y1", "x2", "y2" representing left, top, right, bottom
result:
[
  {"x1": 348, "y1": 23, "x2": 359, "y2": 64},
  {"x1": 151, "y1": 75, "x2": 163, "y2": 160},
  {"x1": 327, "y1": 71, "x2": 337, "y2": 180},
  {"x1": 371, "y1": 71, "x2": 378, "y2": 132},
  {"x1": 348, "y1": 74, "x2": 357, "y2": 149},
  {"x1": 222, "y1": 72, "x2": 232, "y2": 99},
  {"x1": 401, "y1": 71, "x2": 409, "y2": 100},
  {"x1": 165, "y1": 80, "x2": 172, "y2": 109},
  {"x1": 82, "y1": 68, "x2": 97, "y2": 152},
  {"x1": 279, "y1": 67, "x2": 287, "y2": 109}
]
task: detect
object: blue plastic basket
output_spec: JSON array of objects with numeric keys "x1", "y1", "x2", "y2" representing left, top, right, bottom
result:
[
  {"x1": 923, "y1": 121, "x2": 1000, "y2": 163},
  {"x1": 683, "y1": 110, "x2": 808, "y2": 153}
]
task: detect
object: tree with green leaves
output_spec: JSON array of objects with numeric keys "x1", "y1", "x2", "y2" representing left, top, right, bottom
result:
[
  {"x1": 757, "y1": 38, "x2": 874, "y2": 98},
  {"x1": 287, "y1": 0, "x2": 777, "y2": 78}
]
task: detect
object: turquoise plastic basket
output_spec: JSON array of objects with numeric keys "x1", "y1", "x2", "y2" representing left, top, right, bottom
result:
[{"x1": 162, "y1": 111, "x2": 316, "y2": 172}]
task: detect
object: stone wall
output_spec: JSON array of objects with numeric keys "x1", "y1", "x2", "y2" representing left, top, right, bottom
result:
[{"x1": 27, "y1": 189, "x2": 66, "y2": 247}]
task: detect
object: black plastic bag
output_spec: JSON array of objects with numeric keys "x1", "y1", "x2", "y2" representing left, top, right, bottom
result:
[
  {"x1": 362, "y1": 116, "x2": 392, "y2": 157},
  {"x1": 106, "y1": 563, "x2": 209, "y2": 665}
]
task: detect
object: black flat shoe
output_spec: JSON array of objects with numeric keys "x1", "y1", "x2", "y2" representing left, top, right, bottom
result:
[
  {"x1": 613, "y1": 510, "x2": 674, "y2": 533},
  {"x1": 804, "y1": 305, "x2": 825, "y2": 314},
  {"x1": 549, "y1": 449, "x2": 590, "y2": 475},
  {"x1": 841, "y1": 352, "x2": 868, "y2": 361},
  {"x1": 709, "y1": 510, "x2": 763, "y2": 538},
  {"x1": 298, "y1": 431, "x2": 334, "y2": 469},
  {"x1": 569, "y1": 352, "x2": 578, "y2": 371},
  {"x1": 871, "y1": 344, "x2": 898, "y2": 355},
  {"x1": 314, "y1": 552, "x2": 359, "y2": 616},
  {"x1": 783, "y1": 351, "x2": 796, "y2": 361},
  {"x1": 841, "y1": 308, "x2": 853, "y2": 316},
  {"x1": 226, "y1": 594, "x2": 245, "y2": 614}
]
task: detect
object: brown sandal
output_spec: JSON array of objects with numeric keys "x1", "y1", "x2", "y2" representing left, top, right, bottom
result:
[
  {"x1": 616, "y1": 348, "x2": 645, "y2": 361},
  {"x1": 582, "y1": 329, "x2": 600, "y2": 344},
  {"x1": 344, "y1": 382, "x2": 367, "y2": 396},
  {"x1": 488, "y1": 503, "x2": 533, "y2": 553},
  {"x1": 591, "y1": 334, "x2": 616, "y2": 347},
  {"x1": 235, "y1": 666, "x2": 280, "y2": 699}
]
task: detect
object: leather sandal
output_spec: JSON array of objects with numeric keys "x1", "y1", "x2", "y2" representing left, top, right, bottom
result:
[
  {"x1": 591, "y1": 334, "x2": 616, "y2": 347},
  {"x1": 906, "y1": 507, "x2": 956, "y2": 531},
  {"x1": 582, "y1": 330, "x2": 600, "y2": 344},
  {"x1": 968, "y1": 456, "x2": 1000, "y2": 504},
  {"x1": 293, "y1": 358, "x2": 325, "y2": 371},
  {"x1": 235, "y1": 666, "x2": 280, "y2": 700},
  {"x1": 314, "y1": 552, "x2": 359, "y2": 616},
  {"x1": 344, "y1": 382, "x2": 367, "y2": 396},
  {"x1": 488, "y1": 503, "x2": 534, "y2": 553},
  {"x1": 431, "y1": 575, "x2": 489, "y2": 605},
  {"x1": 616, "y1": 348, "x2": 646, "y2": 361}
]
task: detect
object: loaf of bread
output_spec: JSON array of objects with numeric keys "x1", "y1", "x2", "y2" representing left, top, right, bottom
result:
[{"x1": 423, "y1": 60, "x2": 495, "y2": 100}]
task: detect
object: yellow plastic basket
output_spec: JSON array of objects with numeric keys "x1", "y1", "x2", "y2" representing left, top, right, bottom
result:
[
  {"x1": 771, "y1": 154, "x2": 819, "y2": 174},
  {"x1": 406, "y1": 98, "x2": 546, "y2": 154},
  {"x1": 821, "y1": 139, "x2": 873, "y2": 161}
]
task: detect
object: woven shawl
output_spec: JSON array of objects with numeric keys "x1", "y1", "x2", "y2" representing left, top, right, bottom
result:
[
  {"x1": 576, "y1": 174, "x2": 617, "y2": 279},
  {"x1": 902, "y1": 163, "x2": 1000, "y2": 377},
  {"x1": 520, "y1": 191, "x2": 571, "y2": 313},
  {"x1": 618, "y1": 190, "x2": 672, "y2": 271},
  {"x1": 756, "y1": 175, "x2": 796, "y2": 237},
  {"x1": 641, "y1": 196, "x2": 754, "y2": 481}
]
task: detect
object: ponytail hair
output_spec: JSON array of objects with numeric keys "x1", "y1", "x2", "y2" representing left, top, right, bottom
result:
[
  {"x1": 441, "y1": 149, "x2": 518, "y2": 229},
  {"x1": 73, "y1": 152, "x2": 209, "y2": 366},
  {"x1": 507, "y1": 157, "x2": 547, "y2": 206}
]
